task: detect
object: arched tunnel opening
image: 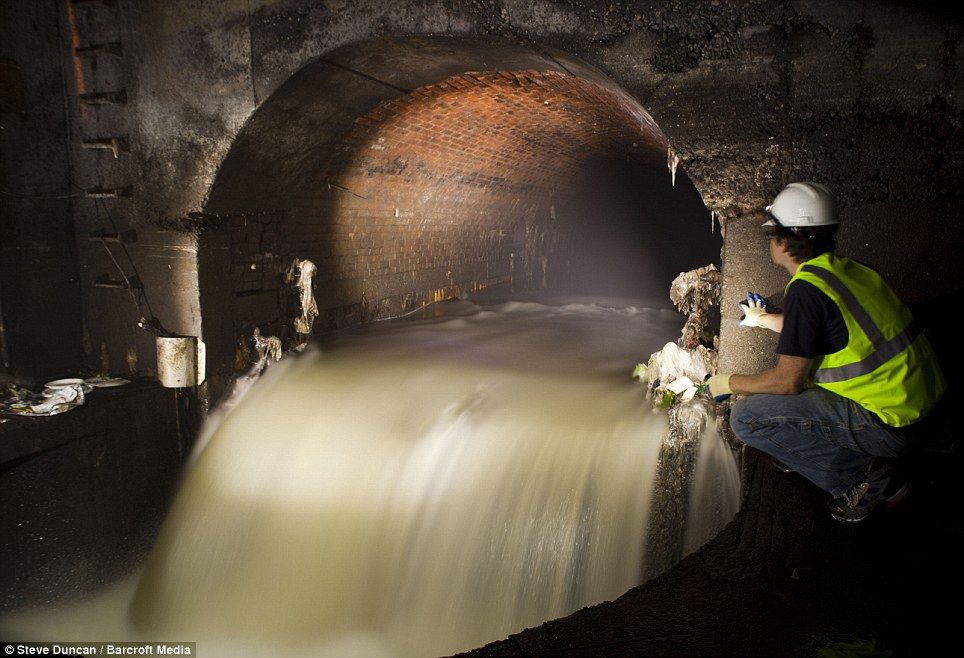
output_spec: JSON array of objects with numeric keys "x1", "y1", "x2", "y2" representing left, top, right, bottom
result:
[{"x1": 198, "y1": 38, "x2": 719, "y2": 384}]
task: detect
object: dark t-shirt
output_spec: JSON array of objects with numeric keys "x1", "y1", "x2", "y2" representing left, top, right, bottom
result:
[{"x1": 776, "y1": 279, "x2": 848, "y2": 358}]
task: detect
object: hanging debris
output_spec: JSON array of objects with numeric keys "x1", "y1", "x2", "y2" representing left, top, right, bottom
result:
[
  {"x1": 637, "y1": 264, "x2": 730, "y2": 579},
  {"x1": 632, "y1": 263, "x2": 723, "y2": 409},
  {"x1": 284, "y1": 258, "x2": 319, "y2": 339},
  {"x1": 251, "y1": 327, "x2": 282, "y2": 369},
  {"x1": 667, "y1": 146, "x2": 681, "y2": 187},
  {"x1": 670, "y1": 264, "x2": 722, "y2": 350}
]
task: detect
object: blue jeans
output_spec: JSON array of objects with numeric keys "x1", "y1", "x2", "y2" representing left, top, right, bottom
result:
[{"x1": 729, "y1": 388, "x2": 914, "y2": 497}]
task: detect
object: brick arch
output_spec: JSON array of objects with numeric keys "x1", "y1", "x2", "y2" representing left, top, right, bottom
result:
[{"x1": 200, "y1": 38, "x2": 719, "y2": 384}]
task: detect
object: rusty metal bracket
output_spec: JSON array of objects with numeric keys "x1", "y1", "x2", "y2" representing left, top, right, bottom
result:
[
  {"x1": 88, "y1": 228, "x2": 137, "y2": 244},
  {"x1": 84, "y1": 185, "x2": 132, "y2": 198},
  {"x1": 70, "y1": 0, "x2": 117, "y2": 7},
  {"x1": 81, "y1": 136, "x2": 128, "y2": 158},
  {"x1": 93, "y1": 273, "x2": 142, "y2": 290},
  {"x1": 78, "y1": 90, "x2": 127, "y2": 106},
  {"x1": 75, "y1": 42, "x2": 123, "y2": 58}
]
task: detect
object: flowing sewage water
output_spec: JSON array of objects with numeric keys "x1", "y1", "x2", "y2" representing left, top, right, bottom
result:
[{"x1": 2, "y1": 296, "x2": 740, "y2": 657}]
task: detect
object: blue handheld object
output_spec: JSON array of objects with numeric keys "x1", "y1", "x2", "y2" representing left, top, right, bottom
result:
[{"x1": 745, "y1": 291, "x2": 767, "y2": 307}]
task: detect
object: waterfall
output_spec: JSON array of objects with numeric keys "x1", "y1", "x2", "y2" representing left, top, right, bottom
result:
[{"x1": 3, "y1": 298, "x2": 740, "y2": 658}]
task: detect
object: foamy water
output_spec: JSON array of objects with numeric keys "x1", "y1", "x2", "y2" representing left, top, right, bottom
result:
[{"x1": 2, "y1": 296, "x2": 739, "y2": 657}]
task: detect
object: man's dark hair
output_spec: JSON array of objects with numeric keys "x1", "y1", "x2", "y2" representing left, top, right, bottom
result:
[{"x1": 771, "y1": 224, "x2": 838, "y2": 262}]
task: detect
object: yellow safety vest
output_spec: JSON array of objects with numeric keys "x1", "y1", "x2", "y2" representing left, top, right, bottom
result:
[{"x1": 786, "y1": 253, "x2": 946, "y2": 427}]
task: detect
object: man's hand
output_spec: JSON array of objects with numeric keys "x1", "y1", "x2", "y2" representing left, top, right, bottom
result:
[
  {"x1": 739, "y1": 292, "x2": 768, "y2": 328},
  {"x1": 707, "y1": 373, "x2": 732, "y2": 401}
]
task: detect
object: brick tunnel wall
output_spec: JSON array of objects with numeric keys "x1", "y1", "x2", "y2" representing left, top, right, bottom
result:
[
  {"x1": 199, "y1": 69, "x2": 678, "y2": 381},
  {"x1": 312, "y1": 70, "x2": 667, "y2": 308}
]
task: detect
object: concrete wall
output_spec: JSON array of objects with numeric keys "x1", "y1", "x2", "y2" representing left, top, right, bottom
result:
[
  {"x1": 2, "y1": 0, "x2": 960, "y2": 382},
  {"x1": 0, "y1": 0, "x2": 84, "y2": 380}
]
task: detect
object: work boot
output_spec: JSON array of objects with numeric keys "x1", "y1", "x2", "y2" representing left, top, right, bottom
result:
[{"x1": 827, "y1": 469, "x2": 908, "y2": 523}]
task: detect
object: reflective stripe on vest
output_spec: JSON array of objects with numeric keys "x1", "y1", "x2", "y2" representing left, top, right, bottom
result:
[
  {"x1": 800, "y1": 264, "x2": 921, "y2": 384},
  {"x1": 787, "y1": 253, "x2": 946, "y2": 427}
]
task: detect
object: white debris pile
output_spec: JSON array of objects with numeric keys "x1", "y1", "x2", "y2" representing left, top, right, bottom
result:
[
  {"x1": 0, "y1": 378, "x2": 113, "y2": 417},
  {"x1": 633, "y1": 264, "x2": 721, "y2": 410},
  {"x1": 633, "y1": 341, "x2": 717, "y2": 409}
]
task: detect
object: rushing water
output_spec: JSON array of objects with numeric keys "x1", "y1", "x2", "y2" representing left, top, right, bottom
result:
[{"x1": 2, "y1": 296, "x2": 740, "y2": 657}]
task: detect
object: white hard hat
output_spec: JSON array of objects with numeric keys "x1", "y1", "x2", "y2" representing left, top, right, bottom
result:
[{"x1": 763, "y1": 182, "x2": 838, "y2": 228}]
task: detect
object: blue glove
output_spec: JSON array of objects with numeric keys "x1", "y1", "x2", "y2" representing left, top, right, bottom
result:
[{"x1": 739, "y1": 291, "x2": 768, "y2": 328}]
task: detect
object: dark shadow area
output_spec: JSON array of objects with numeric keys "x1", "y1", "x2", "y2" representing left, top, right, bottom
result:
[
  {"x1": 908, "y1": 290, "x2": 964, "y2": 391},
  {"x1": 561, "y1": 154, "x2": 720, "y2": 299},
  {"x1": 0, "y1": 383, "x2": 199, "y2": 613},
  {"x1": 463, "y1": 435, "x2": 961, "y2": 657}
]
